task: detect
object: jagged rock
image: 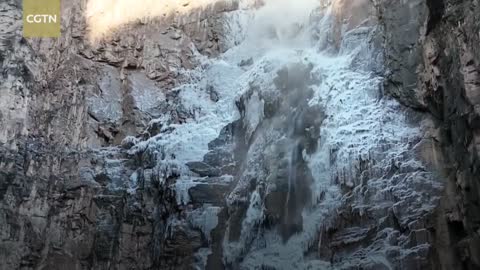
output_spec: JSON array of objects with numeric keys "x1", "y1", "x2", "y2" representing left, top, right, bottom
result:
[
  {"x1": 203, "y1": 148, "x2": 235, "y2": 174},
  {"x1": 415, "y1": 0, "x2": 480, "y2": 268},
  {"x1": 208, "y1": 121, "x2": 238, "y2": 150},
  {"x1": 239, "y1": 58, "x2": 253, "y2": 67},
  {"x1": 0, "y1": 0, "x2": 241, "y2": 269},
  {"x1": 207, "y1": 85, "x2": 220, "y2": 102},
  {"x1": 186, "y1": 161, "x2": 222, "y2": 177},
  {"x1": 2, "y1": 0, "x2": 480, "y2": 269},
  {"x1": 189, "y1": 183, "x2": 230, "y2": 205},
  {"x1": 121, "y1": 136, "x2": 139, "y2": 149},
  {"x1": 377, "y1": 0, "x2": 429, "y2": 109},
  {"x1": 329, "y1": 227, "x2": 373, "y2": 248}
]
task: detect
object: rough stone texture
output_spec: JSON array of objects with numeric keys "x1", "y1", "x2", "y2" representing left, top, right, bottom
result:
[
  {"x1": 418, "y1": 0, "x2": 480, "y2": 269},
  {"x1": 0, "y1": 0, "x2": 238, "y2": 269},
  {"x1": 379, "y1": 0, "x2": 480, "y2": 269},
  {"x1": 220, "y1": 62, "x2": 327, "y2": 267},
  {"x1": 2, "y1": 0, "x2": 480, "y2": 269},
  {"x1": 378, "y1": 0, "x2": 430, "y2": 109}
]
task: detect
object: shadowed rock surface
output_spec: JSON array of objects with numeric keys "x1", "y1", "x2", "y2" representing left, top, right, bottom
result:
[{"x1": 1, "y1": 0, "x2": 480, "y2": 269}]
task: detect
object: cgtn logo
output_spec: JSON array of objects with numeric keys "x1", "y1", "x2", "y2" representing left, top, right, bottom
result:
[
  {"x1": 23, "y1": 0, "x2": 61, "y2": 38},
  {"x1": 25, "y1": 14, "x2": 58, "y2": 24}
]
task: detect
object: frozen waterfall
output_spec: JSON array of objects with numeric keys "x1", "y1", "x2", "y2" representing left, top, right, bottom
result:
[{"x1": 129, "y1": 0, "x2": 443, "y2": 269}]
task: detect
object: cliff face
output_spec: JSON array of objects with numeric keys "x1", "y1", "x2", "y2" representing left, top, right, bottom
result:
[
  {"x1": 380, "y1": 0, "x2": 480, "y2": 268},
  {"x1": 0, "y1": 0, "x2": 479, "y2": 269},
  {"x1": 421, "y1": 1, "x2": 480, "y2": 268},
  {"x1": 0, "y1": 0, "x2": 239, "y2": 269}
]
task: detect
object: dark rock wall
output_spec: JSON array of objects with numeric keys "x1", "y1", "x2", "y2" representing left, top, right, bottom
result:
[
  {"x1": 379, "y1": 0, "x2": 480, "y2": 268},
  {"x1": 420, "y1": 1, "x2": 480, "y2": 269},
  {"x1": 0, "y1": 0, "x2": 238, "y2": 269},
  {"x1": 378, "y1": 0, "x2": 429, "y2": 109},
  {"x1": 1, "y1": 0, "x2": 480, "y2": 269}
]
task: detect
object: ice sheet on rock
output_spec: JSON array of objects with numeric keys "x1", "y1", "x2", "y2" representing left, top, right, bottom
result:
[
  {"x1": 193, "y1": 248, "x2": 212, "y2": 270},
  {"x1": 222, "y1": 2, "x2": 441, "y2": 269},
  {"x1": 228, "y1": 182, "x2": 342, "y2": 270},
  {"x1": 88, "y1": 65, "x2": 123, "y2": 122},
  {"x1": 121, "y1": 0, "x2": 443, "y2": 268},
  {"x1": 127, "y1": 170, "x2": 139, "y2": 194},
  {"x1": 187, "y1": 205, "x2": 222, "y2": 242},
  {"x1": 104, "y1": 157, "x2": 128, "y2": 190},
  {"x1": 224, "y1": 189, "x2": 266, "y2": 262},
  {"x1": 175, "y1": 177, "x2": 197, "y2": 205},
  {"x1": 243, "y1": 91, "x2": 265, "y2": 140},
  {"x1": 124, "y1": 5, "x2": 314, "y2": 169},
  {"x1": 129, "y1": 49, "x2": 247, "y2": 167},
  {"x1": 220, "y1": 9, "x2": 254, "y2": 50},
  {"x1": 128, "y1": 71, "x2": 166, "y2": 113}
]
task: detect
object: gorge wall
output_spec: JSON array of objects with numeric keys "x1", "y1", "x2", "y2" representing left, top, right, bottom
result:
[
  {"x1": 0, "y1": 0, "x2": 479, "y2": 269},
  {"x1": 379, "y1": 0, "x2": 480, "y2": 268},
  {"x1": 0, "y1": 0, "x2": 240, "y2": 268}
]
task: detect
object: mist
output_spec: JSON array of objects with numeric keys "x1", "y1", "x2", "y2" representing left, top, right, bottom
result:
[
  {"x1": 85, "y1": 0, "x2": 226, "y2": 41},
  {"x1": 85, "y1": 0, "x2": 319, "y2": 43}
]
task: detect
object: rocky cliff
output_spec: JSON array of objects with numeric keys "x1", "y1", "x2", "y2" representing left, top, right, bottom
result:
[
  {"x1": 0, "y1": 0, "x2": 479, "y2": 269},
  {"x1": 374, "y1": 0, "x2": 480, "y2": 268},
  {"x1": 382, "y1": 0, "x2": 480, "y2": 268},
  {"x1": 0, "y1": 0, "x2": 240, "y2": 269}
]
